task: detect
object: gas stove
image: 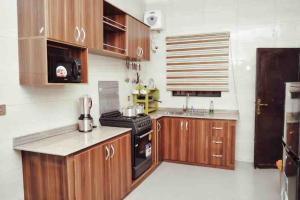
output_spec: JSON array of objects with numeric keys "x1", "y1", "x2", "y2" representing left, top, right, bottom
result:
[{"x1": 99, "y1": 111, "x2": 152, "y2": 135}]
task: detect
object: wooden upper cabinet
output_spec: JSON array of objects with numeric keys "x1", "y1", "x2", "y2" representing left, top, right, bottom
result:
[
  {"x1": 127, "y1": 16, "x2": 150, "y2": 61},
  {"x1": 47, "y1": 0, "x2": 86, "y2": 46},
  {"x1": 85, "y1": 0, "x2": 103, "y2": 50}
]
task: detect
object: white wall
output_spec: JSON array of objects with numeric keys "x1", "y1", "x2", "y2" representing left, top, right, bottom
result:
[
  {"x1": 0, "y1": 0, "x2": 145, "y2": 199},
  {"x1": 142, "y1": 0, "x2": 300, "y2": 162}
]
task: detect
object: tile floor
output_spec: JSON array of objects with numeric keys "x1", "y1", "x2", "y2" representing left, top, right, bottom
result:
[{"x1": 125, "y1": 162, "x2": 281, "y2": 200}]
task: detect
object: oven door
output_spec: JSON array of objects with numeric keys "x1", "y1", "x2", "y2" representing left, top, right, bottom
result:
[
  {"x1": 133, "y1": 130, "x2": 153, "y2": 179},
  {"x1": 282, "y1": 148, "x2": 300, "y2": 200}
]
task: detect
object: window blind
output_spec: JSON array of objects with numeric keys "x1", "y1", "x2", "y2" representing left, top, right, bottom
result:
[{"x1": 166, "y1": 32, "x2": 230, "y2": 92}]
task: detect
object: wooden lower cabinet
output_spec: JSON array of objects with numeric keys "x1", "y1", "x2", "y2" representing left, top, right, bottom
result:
[
  {"x1": 161, "y1": 117, "x2": 236, "y2": 169},
  {"x1": 21, "y1": 133, "x2": 131, "y2": 200}
]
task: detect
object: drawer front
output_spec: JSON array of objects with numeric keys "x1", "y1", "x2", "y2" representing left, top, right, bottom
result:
[
  {"x1": 211, "y1": 120, "x2": 228, "y2": 140},
  {"x1": 210, "y1": 143, "x2": 224, "y2": 166}
]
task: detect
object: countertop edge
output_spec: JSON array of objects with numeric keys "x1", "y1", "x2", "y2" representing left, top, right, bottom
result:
[{"x1": 13, "y1": 126, "x2": 132, "y2": 157}]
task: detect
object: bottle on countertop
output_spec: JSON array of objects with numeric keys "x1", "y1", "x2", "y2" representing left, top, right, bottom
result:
[{"x1": 209, "y1": 100, "x2": 214, "y2": 115}]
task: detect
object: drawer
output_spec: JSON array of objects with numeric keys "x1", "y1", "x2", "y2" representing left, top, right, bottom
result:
[
  {"x1": 211, "y1": 120, "x2": 228, "y2": 140},
  {"x1": 210, "y1": 143, "x2": 224, "y2": 166}
]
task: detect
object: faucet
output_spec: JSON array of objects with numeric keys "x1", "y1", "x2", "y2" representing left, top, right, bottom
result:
[{"x1": 184, "y1": 93, "x2": 190, "y2": 112}]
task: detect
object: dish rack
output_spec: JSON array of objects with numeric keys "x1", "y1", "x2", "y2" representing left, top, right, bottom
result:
[{"x1": 133, "y1": 85, "x2": 160, "y2": 114}]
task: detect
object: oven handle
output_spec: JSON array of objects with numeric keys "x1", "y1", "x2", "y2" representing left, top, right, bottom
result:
[{"x1": 138, "y1": 130, "x2": 153, "y2": 139}]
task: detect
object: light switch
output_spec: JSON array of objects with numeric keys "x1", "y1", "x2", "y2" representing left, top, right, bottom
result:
[{"x1": 0, "y1": 105, "x2": 6, "y2": 116}]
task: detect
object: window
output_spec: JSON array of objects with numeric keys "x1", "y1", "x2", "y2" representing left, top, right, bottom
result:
[{"x1": 166, "y1": 32, "x2": 230, "y2": 92}]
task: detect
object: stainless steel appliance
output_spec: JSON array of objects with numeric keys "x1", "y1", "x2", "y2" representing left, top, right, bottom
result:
[
  {"x1": 99, "y1": 111, "x2": 152, "y2": 180},
  {"x1": 48, "y1": 45, "x2": 82, "y2": 83},
  {"x1": 78, "y1": 95, "x2": 94, "y2": 132},
  {"x1": 281, "y1": 82, "x2": 300, "y2": 200}
]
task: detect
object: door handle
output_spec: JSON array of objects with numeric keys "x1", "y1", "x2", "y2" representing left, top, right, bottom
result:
[
  {"x1": 74, "y1": 26, "x2": 81, "y2": 42},
  {"x1": 105, "y1": 145, "x2": 110, "y2": 160},
  {"x1": 185, "y1": 121, "x2": 188, "y2": 132},
  {"x1": 256, "y1": 98, "x2": 269, "y2": 115},
  {"x1": 81, "y1": 27, "x2": 86, "y2": 43},
  {"x1": 157, "y1": 121, "x2": 161, "y2": 132},
  {"x1": 110, "y1": 144, "x2": 115, "y2": 159}
]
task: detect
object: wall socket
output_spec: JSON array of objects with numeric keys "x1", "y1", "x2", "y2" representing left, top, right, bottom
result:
[{"x1": 0, "y1": 105, "x2": 6, "y2": 116}]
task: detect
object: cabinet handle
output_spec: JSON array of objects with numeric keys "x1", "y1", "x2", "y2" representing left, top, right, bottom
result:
[
  {"x1": 212, "y1": 140, "x2": 223, "y2": 144},
  {"x1": 157, "y1": 121, "x2": 161, "y2": 132},
  {"x1": 74, "y1": 26, "x2": 80, "y2": 41},
  {"x1": 137, "y1": 47, "x2": 143, "y2": 58},
  {"x1": 180, "y1": 121, "x2": 183, "y2": 131},
  {"x1": 212, "y1": 154, "x2": 223, "y2": 158},
  {"x1": 289, "y1": 131, "x2": 294, "y2": 135},
  {"x1": 81, "y1": 27, "x2": 86, "y2": 42},
  {"x1": 110, "y1": 144, "x2": 115, "y2": 159},
  {"x1": 185, "y1": 121, "x2": 188, "y2": 131},
  {"x1": 105, "y1": 146, "x2": 110, "y2": 160},
  {"x1": 212, "y1": 127, "x2": 223, "y2": 130}
]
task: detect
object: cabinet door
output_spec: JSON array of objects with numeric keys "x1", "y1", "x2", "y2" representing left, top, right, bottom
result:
[
  {"x1": 85, "y1": 0, "x2": 103, "y2": 49},
  {"x1": 73, "y1": 143, "x2": 110, "y2": 200},
  {"x1": 78, "y1": 0, "x2": 87, "y2": 46},
  {"x1": 187, "y1": 119, "x2": 210, "y2": 164},
  {"x1": 140, "y1": 23, "x2": 150, "y2": 61},
  {"x1": 225, "y1": 121, "x2": 236, "y2": 169},
  {"x1": 162, "y1": 117, "x2": 181, "y2": 160},
  {"x1": 178, "y1": 119, "x2": 188, "y2": 162},
  {"x1": 109, "y1": 134, "x2": 132, "y2": 200},
  {"x1": 127, "y1": 16, "x2": 139, "y2": 59},
  {"x1": 47, "y1": 0, "x2": 82, "y2": 46},
  {"x1": 210, "y1": 120, "x2": 228, "y2": 166}
]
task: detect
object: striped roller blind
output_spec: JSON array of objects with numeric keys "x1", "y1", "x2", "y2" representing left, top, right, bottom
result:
[{"x1": 166, "y1": 32, "x2": 230, "y2": 92}]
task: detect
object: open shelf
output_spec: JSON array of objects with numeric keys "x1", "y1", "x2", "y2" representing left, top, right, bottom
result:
[
  {"x1": 103, "y1": 16, "x2": 126, "y2": 32},
  {"x1": 103, "y1": 1, "x2": 127, "y2": 55}
]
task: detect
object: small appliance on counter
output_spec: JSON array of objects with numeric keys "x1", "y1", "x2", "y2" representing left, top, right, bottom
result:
[
  {"x1": 281, "y1": 82, "x2": 300, "y2": 200},
  {"x1": 48, "y1": 44, "x2": 82, "y2": 83},
  {"x1": 78, "y1": 95, "x2": 95, "y2": 132},
  {"x1": 99, "y1": 111, "x2": 153, "y2": 180}
]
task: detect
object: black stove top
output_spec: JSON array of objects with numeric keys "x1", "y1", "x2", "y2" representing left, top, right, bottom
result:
[{"x1": 99, "y1": 111, "x2": 152, "y2": 135}]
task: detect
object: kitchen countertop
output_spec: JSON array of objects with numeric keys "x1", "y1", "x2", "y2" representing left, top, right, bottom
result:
[
  {"x1": 149, "y1": 108, "x2": 239, "y2": 121},
  {"x1": 14, "y1": 126, "x2": 131, "y2": 156}
]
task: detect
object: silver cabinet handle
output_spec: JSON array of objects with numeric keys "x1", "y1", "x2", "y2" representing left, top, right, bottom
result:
[
  {"x1": 212, "y1": 154, "x2": 223, "y2": 158},
  {"x1": 105, "y1": 146, "x2": 110, "y2": 160},
  {"x1": 157, "y1": 121, "x2": 161, "y2": 132},
  {"x1": 137, "y1": 47, "x2": 143, "y2": 58},
  {"x1": 185, "y1": 121, "x2": 188, "y2": 131},
  {"x1": 212, "y1": 127, "x2": 223, "y2": 130},
  {"x1": 110, "y1": 144, "x2": 115, "y2": 158},
  {"x1": 180, "y1": 121, "x2": 183, "y2": 131},
  {"x1": 74, "y1": 26, "x2": 80, "y2": 41},
  {"x1": 81, "y1": 27, "x2": 86, "y2": 42},
  {"x1": 212, "y1": 140, "x2": 223, "y2": 144},
  {"x1": 138, "y1": 130, "x2": 153, "y2": 139}
]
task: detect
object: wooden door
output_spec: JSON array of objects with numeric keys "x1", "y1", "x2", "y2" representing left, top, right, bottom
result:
[
  {"x1": 85, "y1": 0, "x2": 103, "y2": 49},
  {"x1": 73, "y1": 143, "x2": 110, "y2": 200},
  {"x1": 178, "y1": 119, "x2": 188, "y2": 162},
  {"x1": 255, "y1": 48, "x2": 300, "y2": 168},
  {"x1": 78, "y1": 0, "x2": 87, "y2": 46},
  {"x1": 47, "y1": 0, "x2": 82, "y2": 45},
  {"x1": 225, "y1": 121, "x2": 236, "y2": 169},
  {"x1": 140, "y1": 23, "x2": 150, "y2": 61},
  {"x1": 109, "y1": 134, "x2": 132, "y2": 200},
  {"x1": 187, "y1": 119, "x2": 210, "y2": 164},
  {"x1": 210, "y1": 120, "x2": 228, "y2": 166},
  {"x1": 127, "y1": 16, "x2": 139, "y2": 59},
  {"x1": 162, "y1": 117, "x2": 181, "y2": 160}
]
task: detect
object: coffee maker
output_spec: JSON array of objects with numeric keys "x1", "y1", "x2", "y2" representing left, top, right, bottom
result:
[{"x1": 78, "y1": 95, "x2": 94, "y2": 132}]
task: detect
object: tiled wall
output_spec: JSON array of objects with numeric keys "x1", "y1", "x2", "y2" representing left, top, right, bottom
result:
[
  {"x1": 0, "y1": 0, "x2": 145, "y2": 199},
  {"x1": 142, "y1": 0, "x2": 300, "y2": 162}
]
